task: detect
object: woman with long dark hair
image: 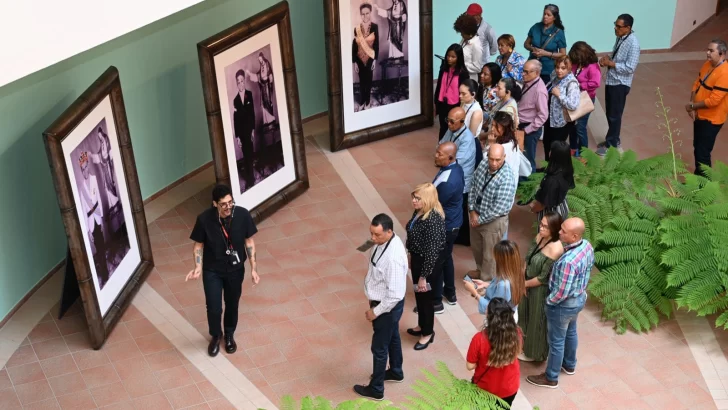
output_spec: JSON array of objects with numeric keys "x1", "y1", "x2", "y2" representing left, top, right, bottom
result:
[
  {"x1": 524, "y1": 4, "x2": 567, "y2": 84},
  {"x1": 466, "y1": 297, "x2": 522, "y2": 406},
  {"x1": 477, "y1": 62, "x2": 502, "y2": 122},
  {"x1": 567, "y1": 41, "x2": 601, "y2": 156},
  {"x1": 434, "y1": 44, "x2": 469, "y2": 139},
  {"x1": 518, "y1": 212, "x2": 564, "y2": 362},
  {"x1": 486, "y1": 77, "x2": 522, "y2": 132},
  {"x1": 529, "y1": 140, "x2": 574, "y2": 221}
]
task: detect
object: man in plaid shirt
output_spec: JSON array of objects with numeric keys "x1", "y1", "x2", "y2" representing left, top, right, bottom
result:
[
  {"x1": 597, "y1": 13, "x2": 640, "y2": 155},
  {"x1": 527, "y1": 217, "x2": 594, "y2": 388},
  {"x1": 467, "y1": 144, "x2": 516, "y2": 280}
]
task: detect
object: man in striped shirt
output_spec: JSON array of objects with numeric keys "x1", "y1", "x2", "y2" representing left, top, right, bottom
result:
[
  {"x1": 527, "y1": 217, "x2": 594, "y2": 388},
  {"x1": 354, "y1": 213, "x2": 408, "y2": 401},
  {"x1": 597, "y1": 13, "x2": 640, "y2": 155},
  {"x1": 467, "y1": 144, "x2": 516, "y2": 281}
]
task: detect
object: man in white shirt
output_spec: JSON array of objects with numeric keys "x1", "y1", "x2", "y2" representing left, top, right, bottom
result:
[
  {"x1": 354, "y1": 213, "x2": 408, "y2": 401},
  {"x1": 466, "y1": 3, "x2": 497, "y2": 64},
  {"x1": 78, "y1": 152, "x2": 109, "y2": 286}
]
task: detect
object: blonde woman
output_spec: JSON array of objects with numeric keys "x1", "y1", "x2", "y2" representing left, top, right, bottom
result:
[{"x1": 405, "y1": 183, "x2": 446, "y2": 351}]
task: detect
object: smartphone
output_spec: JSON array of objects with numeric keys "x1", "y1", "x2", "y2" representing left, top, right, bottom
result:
[
  {"x1": 413, "y1": 283, "x2": 432, "y2": 293},
  {"x1": 434, "y1": 54, "x2": 444, "y2": 60},
  {"x1": 463, "y1": 274, "x2": 474, "y2": 285}
]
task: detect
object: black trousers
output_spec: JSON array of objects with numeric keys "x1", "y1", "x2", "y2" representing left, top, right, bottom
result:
[
  {"x1": 433, "y1": 228, "x2": 459, "y2": 301},
  {"x1": 370, "y1": 299, "x2": 404, "y2": 394},
  {"x1": 356, "y1": 60, "x2": 374, "y2": 106},
  {"x1": 92, "y1": 221, "x2": 109, "y2": 287},
  {"x1": 436, "y1": 101, "x2": 460, "y2": 139},
  {"x1": 454, "y1": 193, "x2": 470, "y2": 246},
  {"x1": 605, "y1": 84, "x2": 631, "y2": 148},
  {"x1": 411, "y1": 253, "x2": 444, "y2": 336},
  {"x1": 693, "y1": 119, "x2": 723, "y2": 176},
  {"x1": 202, "y1": 269, "x2": 244, "y2": 337},
  {"x1": 543, "y1": 121, "x2": 574, "y2": 162}
]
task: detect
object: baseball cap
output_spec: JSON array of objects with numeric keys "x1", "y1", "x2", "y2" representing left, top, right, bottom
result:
[{"x1": 466, "y1": 3, "x2": 482, "y2": 15}]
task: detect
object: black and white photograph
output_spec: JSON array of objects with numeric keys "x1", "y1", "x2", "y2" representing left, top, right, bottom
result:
[
  {"x1": 223, "y1": 44, "x2": 285, "y2": 195},
  {"x1": 351, "y1": 0, "x2": 409, "y2": 112},
  {"x1": 69, "y1": 118, "x2": 131, "y2": 290},
  {"x1": 336, "y1": 0, "x2": 423, "y2": 137}
]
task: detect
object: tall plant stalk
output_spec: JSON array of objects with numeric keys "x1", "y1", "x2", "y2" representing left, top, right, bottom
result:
[{"x1": 655, "y1": 87, "x2": 681, "y2": 182}]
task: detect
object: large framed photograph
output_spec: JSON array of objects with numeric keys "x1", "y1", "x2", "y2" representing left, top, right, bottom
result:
[
  {"x1": 43, "y1": 66, "x2": 154, "y2": 349},
  {"x1": 198, "y1": 1, "x2": 308, "y2": 222},
  {"x1": 325, "y1": 0, "x2": 433, "y2": 151}
]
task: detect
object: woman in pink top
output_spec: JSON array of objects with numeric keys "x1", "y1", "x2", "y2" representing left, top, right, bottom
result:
[
  {"x1": 567, "y1": 41, "x2": 601, "y2": 156},
  {"x1": 434, "y1": 44, "x2": 470, "y2": 139}
]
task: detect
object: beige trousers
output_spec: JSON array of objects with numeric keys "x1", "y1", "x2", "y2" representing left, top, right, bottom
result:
[{"x1": 469, "y1": 215, "x2": 508, "y2": 281}]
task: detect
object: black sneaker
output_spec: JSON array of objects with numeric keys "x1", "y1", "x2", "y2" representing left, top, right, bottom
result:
[
  {"x1": 434, "y1": 303, "x2": 444, "y2": 314},
  {"x1": 413, "y1": 306, "x2": 418, "y2": 314},
  {"x1": 370, "y1": 369, "x2": 404, "y2": 383},
  {"x1": 444, "y1": 294, "x2": 457, "y2": 305},
  {"x1": 353, "y1": 384, "x2": 384, "y2": 401}
]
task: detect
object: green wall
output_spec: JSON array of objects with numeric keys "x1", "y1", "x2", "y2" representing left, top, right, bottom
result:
[
  {"x1": 433, "y1": 0, "x2": 677, "y2": 70},
  {"x1": 0, "y1": 0, "x2": 326, "y2": 321}
]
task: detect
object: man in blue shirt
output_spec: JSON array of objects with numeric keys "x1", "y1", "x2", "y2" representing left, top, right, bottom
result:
[
  {"x1": 432, "y1": 142, "x2": 465, "y2": 308},
  {"x1": 439, "y1": 106, "x2": 477, "y2": 247}
]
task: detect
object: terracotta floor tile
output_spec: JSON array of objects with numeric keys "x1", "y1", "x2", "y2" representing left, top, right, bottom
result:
[
  {"x1": 54, "y1": 314, "x2": 87, "y2": 337},
  {"x1": 133, "y1": 392, "x2": 174, "y2": 410},
  {"x1": 6, "y1": 362, "x2": 44, "y2": 386},
  {"x1": 122, "y1": 371, "x2": 162, "y2": 398},
  {"x1": 5, "y1": 345, "x2": 38, "y2": 369},
  {"x1": 278, "y1": 336, "x2": 315, "y2": 360},
  {"x1": 56, "y1": 390, "x2": 96, "y2": 410},
  {"x1": 80, "y1": 363, "x2": 120, "y2": 389},
  {"x1": 22, "y1": 398, "x2": 61, "y2": 410},
  {"x1": 28, "y1": 322, "x2": 62, "y2": 344},
  {"x1": 124, "y1": 318, "x2": 158, "y2": 339},
  {"x1": 246, "y1": 344, "x2": 286, "y2": 368},
  {"x1": 39, "y1": 354, "x2": 78, "y2": 378},
  {"x1": 226, "y1": 351, "x2": 257, "y2": 372},
  {"x1": 14, "y1": 379, "x2": 53, "y2": 405},
  {"x1": 47, "y1": 371, "x2": 87, "y2": 397},
  {"x1": 90, "y1": 381, "x2": 131, "y2": 407},
  {"x1": 105, "y1": 323, "x2": 133, "y2": 345},
  {"x1": 0, "y1": 370, "x2": 10, "y2": 391},
  {"x1": 164, "y1": 384, "x2": 205, "y2": 409},
  {"x1": 145, "y1": 349, "x2": 183, "y2": 372},
  {"x1": 111, "y1": 356, "x2": 150, "y2": 380},
  {"x1": 72, "y1": 348, "x2": 110, "y2": 370},
  {"x1": 135, "y1": 333, "x2": 173, "y2": 356},
  {"x1": 0, "y1": 388, "x2": 21, "y2": 409},
  {"x1": 154, "y1": 365, "x2": 194, "y2": 391},
  {"x1": 292, "y1": 314, "x2": 333, "y2": 336},
  {"x1": 195, "y1": 380, "x2": 223, "y2": 402}
]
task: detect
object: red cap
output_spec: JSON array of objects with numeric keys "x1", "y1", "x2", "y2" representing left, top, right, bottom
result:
[{"x1": 466, "y1": 3, "x2": 482, "y2": 15}]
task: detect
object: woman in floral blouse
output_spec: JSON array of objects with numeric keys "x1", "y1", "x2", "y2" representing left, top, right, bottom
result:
[
  {"x1": 543, "y1": 56, "x2": 580, "y2": 162},
  {"x1": 495, "y1": 34, "x2": 526, "y2": 82},
  {"x1": 477, "y1": 62, "x2": 502, "y2": 123}
]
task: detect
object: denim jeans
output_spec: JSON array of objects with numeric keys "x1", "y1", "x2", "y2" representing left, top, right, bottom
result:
[
  {"x1": 524, "y1": 127, "x2": 543, "y2": 173},
  {"x1": 569, "y1": 97, "x2": 595, "y2": 155},
  {"x1": 545, "y1": 293, "x2": 586, "y2": 381},
  {"x1": 370, "y1": 299, "x2": 405, "y2": 393}
]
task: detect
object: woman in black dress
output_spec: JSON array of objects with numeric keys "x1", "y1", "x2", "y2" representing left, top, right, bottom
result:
[
  {"x1": 529, "y1": 140, "x2": 575, "y2": 223},
  {"x1": 405, "y1": 183, "x2": 446, "y2": 351}
]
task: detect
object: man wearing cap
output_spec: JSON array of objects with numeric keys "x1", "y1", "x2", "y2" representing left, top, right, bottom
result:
[{"x1": 466, "y1": 3, "x2": 497, "y2": 64}]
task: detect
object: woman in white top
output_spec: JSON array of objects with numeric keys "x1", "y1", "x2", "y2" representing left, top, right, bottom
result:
[
  {"x1": 454, "y1": 13, "x2": 483, "y2": 81},
  {"x1": 488, "y1": 77, "x2": 521, "y2": 131},
  {"x1": 458, "y1": 79, "x2": 484, "y2": 138}
]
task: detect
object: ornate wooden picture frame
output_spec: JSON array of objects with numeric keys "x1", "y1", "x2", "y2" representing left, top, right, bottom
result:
[
  {"x1": 324, "y1": 0, "x2": 433, "y2": 151},
  {"x1": 43, "y1": 66, "x2": 154, "y2": 349},
  {"x1": 197, "y1": 1, "x2": 308, "y2": 223}
]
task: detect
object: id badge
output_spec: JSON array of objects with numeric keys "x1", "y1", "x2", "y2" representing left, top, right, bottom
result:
[{"x1": 225, "y1": 250, "x2": 231, "y2": 255}]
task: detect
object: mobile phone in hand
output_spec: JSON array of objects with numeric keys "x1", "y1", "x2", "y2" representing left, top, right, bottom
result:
[
  {"x1": 413, "y1": 283, "x2": 432, "y2": 293},
  {"x1": 464, "y1": 274, "x2": 474, "y2": 285}
]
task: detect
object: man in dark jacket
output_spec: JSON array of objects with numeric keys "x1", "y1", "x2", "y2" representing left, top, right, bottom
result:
[{"x1": 233, "y1": 69, "x2": 256, "y2": 189}]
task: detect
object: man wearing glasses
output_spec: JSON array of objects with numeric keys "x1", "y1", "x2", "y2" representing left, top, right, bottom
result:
[
  {"x1": 597, "y1": 14, "x2": 640, "y2": 156},
  {"x1": 187, "y1": 184, "x2": 260, "y2": 357},
  {"x1": 517, "y1": 60, "x2": 549, "y2": 173}
]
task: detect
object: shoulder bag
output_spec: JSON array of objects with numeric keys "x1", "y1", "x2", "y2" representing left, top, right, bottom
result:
[{"x1": 563, "y1": 80, "x2": 594, "y2": 122}]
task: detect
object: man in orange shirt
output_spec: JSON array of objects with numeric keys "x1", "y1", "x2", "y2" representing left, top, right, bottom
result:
[{"x1": 686, "y1": 39, "x2": 728, "y2": 176}]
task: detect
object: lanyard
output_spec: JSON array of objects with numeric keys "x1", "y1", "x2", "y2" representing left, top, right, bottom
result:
[
  {"x1": 408, "y1": 214, "x2": 420, "y2": 231},
  {"x1": 702, "y1": 61, "x2": 724, "y2": 83},
  {"x1": 611, "y1": 32, "x2": 632, "y2": 59},
  {"x1": 371, "y1": 234, "x2": 395, "y2": 267},
  {"x1": 521, "y1": 79, "x2": 539, "y2": 97},
  {"x1": 527, "y1": 237, "x2": 555, "y2": 266},
  {"x1": 479, "y1": 164, "x2": 503, "y2": 196},
  {"x1": 695, "y1": 61, "x2": 727, "y2": 94},
  {"x1": 219, "y1": 217, "x2": 234, "y2": 251},
  {"x1": 444, "y1": 69, "x2": 458, "y2": 91}
]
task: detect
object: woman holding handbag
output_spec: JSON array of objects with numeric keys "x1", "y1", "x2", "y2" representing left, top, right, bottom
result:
[
  {"x1": 543, "y1": 56, "x2": 580, "y2": 162},
  {"x1": 568, "y1": 41, "x2": 601, "y2": 156},
  {"x1": 466, "y1": 297, "x2": 522, "y2": 406}
]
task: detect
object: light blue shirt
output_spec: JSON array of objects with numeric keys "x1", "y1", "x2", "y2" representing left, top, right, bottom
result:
[
  {"x1": 477, "y1": 278, "x2": 513, "y2": 314},
  {"x1": 439, "y1": 126, "x2": 476, "y2": 192},
  {"x1": 606, "y1": 32, "x2": 640, "y2": 87}
]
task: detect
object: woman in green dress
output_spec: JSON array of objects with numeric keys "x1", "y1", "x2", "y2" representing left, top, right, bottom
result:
[{"x1": 517, "y1": 212, "x2": 564, "y2": 362}]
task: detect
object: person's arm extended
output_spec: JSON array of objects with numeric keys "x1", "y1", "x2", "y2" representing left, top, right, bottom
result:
[
  {"x1": 185, "y1": 242, "x2": 204, "y2": 281},
  {"x1": 245, "y1": 237, "x2": 260, "y2": 284}
]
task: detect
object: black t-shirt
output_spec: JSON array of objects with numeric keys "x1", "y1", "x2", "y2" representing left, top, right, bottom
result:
[{"x1": 189, "y1": 206, "x2": 258, "y2": 274}]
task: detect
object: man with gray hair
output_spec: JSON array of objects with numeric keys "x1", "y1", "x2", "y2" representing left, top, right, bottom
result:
[
  {"x1": 517, "y1": 60, "x2": 549, "y2": 172},
  {"x1": 685, "y1": 39, "x2": 728, "y2": 177}
]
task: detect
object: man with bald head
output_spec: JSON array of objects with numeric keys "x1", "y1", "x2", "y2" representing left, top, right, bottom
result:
[
  {"x1": 430, "y1": 142, "x2": 465, "y2": 308},
  {"x1": 527, "y1": 217, "x2": 594, "y2": 389},
  {"x1": 517, "y1": 59, "x2": 549, "y2": 172},
  {"x1": 439, "y1": 106, "x2": 477, "y2": 246},
  {"x1": 467, "y1": 143, "x2": 516, "y2": 281}
]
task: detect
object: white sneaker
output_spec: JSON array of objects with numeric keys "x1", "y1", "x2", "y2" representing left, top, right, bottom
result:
[{"x1": 518, "y1": 353, "x2": 535, "y2": 362}]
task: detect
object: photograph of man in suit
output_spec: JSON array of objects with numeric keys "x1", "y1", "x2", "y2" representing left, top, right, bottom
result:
[
  {"x1": 233, "y1": 69, "x2": 256, "y2": 190},
  {"x1": 353, "y1": 2, "x2": 379, "y2": 111}
]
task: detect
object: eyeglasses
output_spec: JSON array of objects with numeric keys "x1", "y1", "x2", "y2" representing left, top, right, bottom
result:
[
  {"x1": 614, "y1": 22, "x2": 627, "y2": 29},
  {"x1": 218, "y1": 201, "x2": 235, "y2": 209},
  {"x1": 539, "y1": 222, "x2": 549, "y2": 229},
  {"x1": 523, "y1": 69, "x2": 534, "y2": 74},
  {"x1": 411, "y1": 195, "x2": 422, "y2": 201}
]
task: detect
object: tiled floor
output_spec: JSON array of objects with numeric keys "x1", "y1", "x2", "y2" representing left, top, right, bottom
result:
[{"x1": 3, "y1": 16, "x2": 728, "y2": 410}]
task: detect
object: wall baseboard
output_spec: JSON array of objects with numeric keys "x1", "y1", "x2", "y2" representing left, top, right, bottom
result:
[
  {"x1": 0, "y1": 260, "x2": 65, "y2": 329},
  {"x1": 2, "y1": 110, "x2": 329, "y2": 328}
]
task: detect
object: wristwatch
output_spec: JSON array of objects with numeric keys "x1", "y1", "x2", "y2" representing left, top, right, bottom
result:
[{"x1": 690, "y1": 103, "x2": 695, "y2": 110}]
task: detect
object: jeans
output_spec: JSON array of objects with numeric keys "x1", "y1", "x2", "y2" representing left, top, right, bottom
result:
[
  {"x1": 693, "y1": 119, "x2": 723, "y2": 176},
  {"x1": 569, "y1": 97, "x2": 595, "y2": 154},
  {"x1": 434, "y1": 228, "x2": 459, "y2": 301},
  {"x1": 545, "y1": 293, "x2": 586, "y2": 381},
  {"x1": 524, "y1": 127, "x2": 543, "y2": 173},
  {"x1": 202, "y1": 269, "x2": 244, "y2": 337},
  {"x1": 605, "y1": 85, "x2": 631, "y2": 148},
  {"x1": 411, "y1": 253, "x2": 444, "y2": 335},
  {"x1": 370, "y1": 299, "x2": 405, "y2": 393}
]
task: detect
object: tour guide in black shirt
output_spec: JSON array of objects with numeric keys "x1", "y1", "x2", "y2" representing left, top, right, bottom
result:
[{"x1": 186, "y1": 184, "x2": 260, "y2": 357}]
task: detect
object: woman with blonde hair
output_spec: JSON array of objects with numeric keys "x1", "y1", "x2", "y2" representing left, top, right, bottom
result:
[
  {"x1": 466, "y1": 297, "x2": 522, "y2": 406},
  {"x1": 405, "y1": 183, "x2": 446, "y2": 351},
  {"x1": 463, "y1": 240, "x2": 525, "y2": 322}
]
